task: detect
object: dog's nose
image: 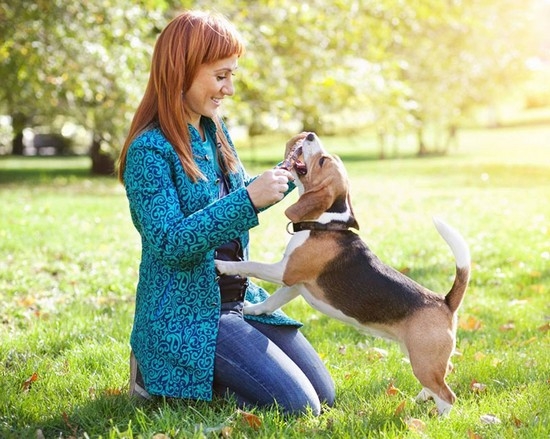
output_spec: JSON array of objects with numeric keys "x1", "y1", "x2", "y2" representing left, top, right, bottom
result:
[{"x1": 306, "y1": 132, "x2": 315, "y2": 141}]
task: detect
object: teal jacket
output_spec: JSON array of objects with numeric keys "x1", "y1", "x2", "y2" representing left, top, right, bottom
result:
[{"x1": 123, "y1": 118, "x2": 300, "y2": 400}]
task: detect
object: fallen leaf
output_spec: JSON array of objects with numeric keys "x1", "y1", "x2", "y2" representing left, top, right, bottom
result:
[
  {"x1": 480, "y1": 414, "x2": 501, "y2": 424},
  {"x1": 499, "y1": 322, "x2": 515, "y2": 331},
  {"x1": 62, "y1": 412, "x2": 78, "y2": 437},
  {"x1": 237, "y1": 409, "x2": 262, "y2": 430},
  {"x1": 220, "y1": 426, "x2": 233, "y2": 438},
  {"x1": 511, "y1": 415, "x2": 523, "y2": 427},
  {"x1": 394, "y1": 400, "x2": 407, "y2": 416},
  {"x1": 404, "y1": 417, "x2": 426, "y2": 432},
  {"x1": 367, "y1": 347, "x2": 388, "y2": 360},
  {"x1": 467, "y1": 430, "x2": 482, "y2": 439},
  {"x1": 529, "y1": 284, "x2": 545, "y2": 294},
  {"x1": 22, "y1": 372, "x2": 38, "y2": 392},
  {"x1": 104, "y1": 387, "x2": 123, "y2": 396},
  {"x1": 460, "y1": 315, "x2": 483, "y2": 331},
  {"x1": 473, "y1": 351, "x2": 486, "y2": 361},
  {"x1": 152, "y1": 434, "x2": 170, "y2": 439},
  {"x1": 18, "y1": 296, "x2": 37, "y2": 307},
  {"x1": 520, "y1": 336, "x2": 538, "y2": 346},
  {"x1": 470, "y1": 380, "x2": 487, "y2": 393},
  {"x1": 538, "y1": 322, "x2": 550, "y2": 332},
  {"x1": 386, "y1": 382, "x2": 400, "y2": 396}
]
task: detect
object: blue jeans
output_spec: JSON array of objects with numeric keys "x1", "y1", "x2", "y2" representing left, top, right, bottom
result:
[{"x1": 213, "y1": 302, "x2": 335, "y2": 416}]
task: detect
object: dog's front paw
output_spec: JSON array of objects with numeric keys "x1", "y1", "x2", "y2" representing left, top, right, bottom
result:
[
  {"x1": 243, "y1": 300, "x2": 271, "y2": 316},
  {"x1": 214, "y1": 259, "x2": 233, "y2": 275}
]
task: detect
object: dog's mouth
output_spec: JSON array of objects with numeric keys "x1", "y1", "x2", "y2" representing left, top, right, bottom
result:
[
  {"x1": 294, "y1": 159, "x2": 307, "y2": 175},
  {"x1": 281, "y1": 143, "x2": 307, "y2": 175}
]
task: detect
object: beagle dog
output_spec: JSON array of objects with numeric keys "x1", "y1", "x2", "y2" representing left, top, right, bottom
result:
[{"x1": 216, "y1": 133, "x2": 471, "y2": 415}]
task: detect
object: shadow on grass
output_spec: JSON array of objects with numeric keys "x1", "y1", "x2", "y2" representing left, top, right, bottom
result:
[
  {"x1": 0, "y1": 156, "x2": 114, "y2": 186},
  {"x1": 21, "y1": 395, "x2": 237, "y2": 438}
]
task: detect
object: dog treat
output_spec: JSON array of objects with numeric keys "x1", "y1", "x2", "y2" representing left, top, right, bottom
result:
[{"x1": 279, "y1": 138, "x2": 304, "y2": 171}]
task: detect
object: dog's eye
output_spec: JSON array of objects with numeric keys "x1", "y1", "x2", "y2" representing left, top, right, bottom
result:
[{"x1": 319, "y1": 156, "x2": 326, "y2": 167}]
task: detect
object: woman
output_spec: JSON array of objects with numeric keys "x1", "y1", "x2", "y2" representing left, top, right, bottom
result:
[{"x1": 117, "y1": 10, "x2": 334, "y2": 416}]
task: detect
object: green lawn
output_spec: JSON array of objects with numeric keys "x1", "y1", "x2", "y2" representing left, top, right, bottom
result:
[{"x1": 1, "y1": 125, "x2": 549, "y2": 438}]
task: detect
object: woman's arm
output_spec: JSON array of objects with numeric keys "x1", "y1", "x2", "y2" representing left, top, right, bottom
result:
[{"x1": 124, "y1": 145, "x2": 259, "y2": 268}]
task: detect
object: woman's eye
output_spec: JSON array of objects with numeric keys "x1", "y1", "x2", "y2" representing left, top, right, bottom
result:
[{"x1": 217, "y1": 73, "x2": 236, "y2": 81}]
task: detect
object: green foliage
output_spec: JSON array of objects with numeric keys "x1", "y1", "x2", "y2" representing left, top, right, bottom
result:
[
  {"x1": 1, "y1": 0, "x2": 546, "y2": 154},
  {"x1": 0, "y1": 0, "x2": 170, "y2": 146},
  {"x1": 1, "y1": 125, "x2": 549, "y2": 437}
]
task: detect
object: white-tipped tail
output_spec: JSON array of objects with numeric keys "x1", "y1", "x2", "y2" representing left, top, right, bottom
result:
[
  {"x1": 433, "y1": 217, "x2": 471, "y2": 313},
  {"x1": 432, "y1": 217, "x2": 470, "y2": 269}
]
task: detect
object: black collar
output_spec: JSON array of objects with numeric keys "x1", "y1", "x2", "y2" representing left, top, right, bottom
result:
[{"x1": 288, "y1": 221, "x2": 351, "y2": 234}]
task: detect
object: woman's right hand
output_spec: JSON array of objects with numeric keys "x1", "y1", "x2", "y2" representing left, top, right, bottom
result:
[{"x1": 246, "y1": 168, "x2": 294, "y2": 209}]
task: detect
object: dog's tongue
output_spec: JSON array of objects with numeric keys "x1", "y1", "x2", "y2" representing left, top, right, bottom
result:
[{"x1": 294, "y1": 160, "x2": 307, "y2": 175}]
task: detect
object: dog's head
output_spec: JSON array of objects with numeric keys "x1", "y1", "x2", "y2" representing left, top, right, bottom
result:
[{"x1": 285, "y1": 133, "x2": 359, "y2": 229}]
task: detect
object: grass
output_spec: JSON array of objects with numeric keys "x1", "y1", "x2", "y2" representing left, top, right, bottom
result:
[{"x1": 1, "y1": 124, "x2": 549, "y2": 438}]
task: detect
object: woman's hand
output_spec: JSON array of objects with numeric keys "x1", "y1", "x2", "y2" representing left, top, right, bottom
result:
[{"x1": 246, "y1": 168, "x2": 294, "y2": 209}]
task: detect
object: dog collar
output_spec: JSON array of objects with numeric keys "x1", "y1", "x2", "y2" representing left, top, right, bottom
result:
[{"x1": 288, "y1": 221, "x2": 350, "y2": 234}]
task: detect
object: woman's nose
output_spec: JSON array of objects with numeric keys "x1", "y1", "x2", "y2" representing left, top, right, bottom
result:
[{"x1": 222, "y1": 80, "x2": 234, "y2": 96}]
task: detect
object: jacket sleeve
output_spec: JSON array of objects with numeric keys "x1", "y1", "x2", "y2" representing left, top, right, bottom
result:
[{"x1": 124, "y1": 143, "x2": 259, "y2": 268}]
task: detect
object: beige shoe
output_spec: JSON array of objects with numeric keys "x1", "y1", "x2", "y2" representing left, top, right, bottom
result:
[{"x1": 129, "y1": 350, "x2": 152, "y2": 400}]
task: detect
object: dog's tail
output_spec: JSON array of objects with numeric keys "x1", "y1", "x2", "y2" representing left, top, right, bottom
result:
[{"x1": 433, "y1": 217, "x2": 471, "y2": 313}]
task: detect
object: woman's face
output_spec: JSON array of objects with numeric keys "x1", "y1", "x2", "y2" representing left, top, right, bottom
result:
[{"x1": 183, "y1": 55, "x2": 238, "y2": 130}]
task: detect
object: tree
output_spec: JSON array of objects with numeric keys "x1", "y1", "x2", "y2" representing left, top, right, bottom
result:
[
  {"x1": 386, "y1": 0, "x2": 540, "y2": 154},
  {"x1": 0, "y1": 0, "x2": 171, "y2": 172},
  {"x1": 1, "y1": 0, "x2": 543, "y2": 165}
]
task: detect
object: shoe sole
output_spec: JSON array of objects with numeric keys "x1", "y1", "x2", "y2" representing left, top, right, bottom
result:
[{"x1": 129, "y1": 351, "x2": 152, "y2": 400}]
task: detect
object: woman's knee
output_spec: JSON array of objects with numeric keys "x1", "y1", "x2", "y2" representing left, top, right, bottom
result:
[{"x1": 280, "y1": 390, "x2": 322, "y2": 416}]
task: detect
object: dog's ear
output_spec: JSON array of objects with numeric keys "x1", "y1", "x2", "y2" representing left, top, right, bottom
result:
[
  {"x1": 347, "y1": 193, "x2": 360, "y2": 230},
  {"x1": 285, "y1": 185, "x2": 335, "y2": 222}
]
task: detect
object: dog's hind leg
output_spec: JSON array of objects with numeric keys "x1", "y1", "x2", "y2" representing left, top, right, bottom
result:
[
  {"x1": 409, "y1": 349, "x2": 456, "y2": 415},
  {"x1": 406, "y1": 326, "x2": 456, "y2": 415},
  {"x1": 415, "y1": 385, "x2": 454, "y2": 416}
]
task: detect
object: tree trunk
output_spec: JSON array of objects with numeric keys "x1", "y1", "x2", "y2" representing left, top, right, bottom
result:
[
  {"x1": 90, "y1": 133, "x2": 116, "y2": 175},
  {"x1": 10, "y1": 113, "x2": 28, "y2": 156},
  {"x1": 377, "y1": 129, "x2": 386, "y2": 160},
  {"x1": 417, "y1": 127, "x2": 427, "y2": 156}
]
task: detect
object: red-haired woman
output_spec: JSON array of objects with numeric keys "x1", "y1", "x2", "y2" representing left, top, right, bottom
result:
[{"x1": 117, "y1": 10, "x2": 334, "y2": 416}]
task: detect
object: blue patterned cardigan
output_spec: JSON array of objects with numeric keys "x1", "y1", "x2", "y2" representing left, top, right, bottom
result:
[{"x1": 123, "y1": 118, "x2": 300, "y2": 400}]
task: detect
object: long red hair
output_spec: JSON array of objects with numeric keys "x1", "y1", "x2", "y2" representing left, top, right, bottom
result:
[{"x1": 118, "y1": 10, "x2": 245, "y2": 183}]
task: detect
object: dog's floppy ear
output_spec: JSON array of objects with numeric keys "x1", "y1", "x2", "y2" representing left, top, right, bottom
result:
[
  {"x1": 285, "y1": 185, "x2": 335, "y2": 222},
  {"x1": 347, "y1": 193, "x2": 360, "y2": 230}
]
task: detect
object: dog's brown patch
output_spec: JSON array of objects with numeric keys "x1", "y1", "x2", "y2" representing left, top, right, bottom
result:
[{"x1": 282, "y1": 233, "x2": 343, "y2": 287}]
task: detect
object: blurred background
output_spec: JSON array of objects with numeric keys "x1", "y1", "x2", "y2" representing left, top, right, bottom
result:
[{"x1": 1, "y1": 0, "x2": 549, "y2": 174}]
